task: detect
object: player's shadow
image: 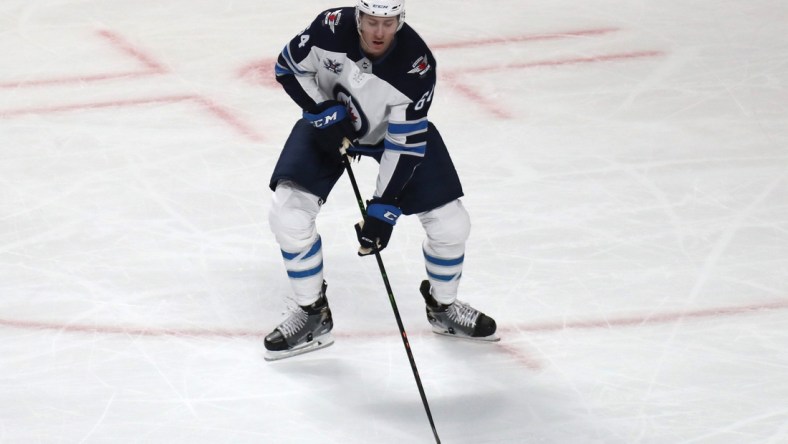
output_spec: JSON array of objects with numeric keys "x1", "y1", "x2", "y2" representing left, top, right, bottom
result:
[{"x1": 266, "y1": 334, "x2": 536, "y2": 441}]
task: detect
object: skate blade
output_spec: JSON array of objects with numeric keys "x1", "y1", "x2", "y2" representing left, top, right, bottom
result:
[
  {"x1": 432, "y1": 327, "x2": 501, "y2": 342},
  {"x1": 264, "y1": 333, "x2": 335, "y2": 362}
]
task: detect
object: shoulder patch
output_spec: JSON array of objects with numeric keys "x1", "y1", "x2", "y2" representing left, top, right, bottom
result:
[
  {"x1": 408, "y1": 54, "x2": 432, "y2": 78},
  {"x1": 322, "y1": 9, "x2": 343, "y2": 33}
]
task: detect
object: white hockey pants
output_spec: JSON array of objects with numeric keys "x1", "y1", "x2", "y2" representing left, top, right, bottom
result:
[{"x1": 269, "y1": 181, "x2": 470, "y2": 306}]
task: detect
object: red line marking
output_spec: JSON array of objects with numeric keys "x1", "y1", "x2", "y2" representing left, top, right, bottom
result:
[
  {"x1": 0, "y1": 318, "x2": 262, "y2": 338},
  {"x1": 431, "y1": 27, "x2": 621, "y2": 50},
  {"x1": 443, "y1": 50, "x2": 663, "y2": 119},
  {"x1": 95, "y1": 29, "x2": 167, "y2": 72},
  {"x1": 0, "y1": 95, "x2": 192, "y2": 117},
  {"x1": 495, "y1": 342, "x2": 544, "y2": 371},
  {"x1": 2, "y1": 299, "x2": 784, "y2": 372},
  {"x1": 0, "y1": 95, "x2": 265, "y2": 142},
  {"x1": 0, "y1": 30, "x2": 165, "y2": 89},
  {"x1": 0, "y1": 29, "x2": 264, "y2": 141},
  {"x1": 463, "y1": 50, "x2": 665, "y2": 74},
  {"x1": 237, "y1": 58, "x2": 280, "y2": 88},
  {"x1": 501, "y1": 299, "x2": 788, "y2": 334},
  {"x1": 1, "y1": 299, "x2": 784, "y2": 340},
  {"x1": 192, "y1": 96, "x2": 266, "y2": 142},
  {"x1": 441, "y1": 72, "x2": 514, "y2": 119},
  {"x1": 0, "y1": 71, "x2": 156, "y2": 89}
]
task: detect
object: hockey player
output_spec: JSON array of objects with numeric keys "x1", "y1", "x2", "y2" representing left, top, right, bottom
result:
[{"x1": 264, "y1": 0, "x2": 498, "y2": 361}]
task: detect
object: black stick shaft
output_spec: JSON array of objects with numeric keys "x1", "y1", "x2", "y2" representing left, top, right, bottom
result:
[{"x1": 341, "y1": 140, "x2": 441, "y2": 444}]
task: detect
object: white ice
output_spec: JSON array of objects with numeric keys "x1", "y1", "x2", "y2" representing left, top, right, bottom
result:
[{"x1": 1, "y1": 1, "x2": 787, "y2": 443}]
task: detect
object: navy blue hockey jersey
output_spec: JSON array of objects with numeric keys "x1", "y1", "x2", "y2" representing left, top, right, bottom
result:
[{"x1": 275, "y1": 7, "x2": 437, "y2": 202}]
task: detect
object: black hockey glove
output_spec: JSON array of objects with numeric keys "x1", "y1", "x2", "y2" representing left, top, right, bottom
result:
[
  {"x1": 303, "y1": 100, "x2": 357, "y2": 158},
  {"x1": 354, "y1": 199, "x2": 402, "y2": 256}
]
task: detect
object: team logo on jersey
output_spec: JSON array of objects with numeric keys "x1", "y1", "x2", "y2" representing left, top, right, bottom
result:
[
  {"x1": 323, "y1": 58, "x2": 343, "y2": 74},
  {"x1": 334, "y1": 85, "x2": 369, "y2": 136},
  {"x1": 408, "y1": 55, "x2": 431, "y2": 77},
  {"x1": 323, "y1": 9, "x2": 343, "y2": 33}
]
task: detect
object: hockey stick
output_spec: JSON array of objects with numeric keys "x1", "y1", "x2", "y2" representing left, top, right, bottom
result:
[{"x1": 340, "y1": 138, "x2": 442, "y2": 444}]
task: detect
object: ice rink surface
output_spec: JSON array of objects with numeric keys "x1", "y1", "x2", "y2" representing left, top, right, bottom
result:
[{"x1": 2, "y1": 0, "x2": 787, "y2": 442}]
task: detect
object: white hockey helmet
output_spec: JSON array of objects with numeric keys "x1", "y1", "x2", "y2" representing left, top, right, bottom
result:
[{"x1": 355, "y1": 0, "x2": 406, "y2": 31}]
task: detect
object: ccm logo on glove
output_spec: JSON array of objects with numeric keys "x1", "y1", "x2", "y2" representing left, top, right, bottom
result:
[
  {"x1": 355, "y1": 201, "x2": 402, "y2": 255},
  {"x1": 303, "y1": 100, "x2": 357, "y2": 158},
  {"x1": 305, "y1": 106, "x2": 347, "y2": 128},
  {"x1": 366, "y1": 203, "x2": 401, "y2": 225}
]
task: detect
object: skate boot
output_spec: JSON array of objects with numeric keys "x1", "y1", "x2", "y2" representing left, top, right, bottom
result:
[
  {"x1": 264, "y1": 281, "x2": 334, "y2": 361},
  {"x1": 420, "y1": 280, "x2": 499, "y2": 342}
]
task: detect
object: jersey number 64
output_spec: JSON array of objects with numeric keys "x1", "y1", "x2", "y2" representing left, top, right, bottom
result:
[{"x1": 414, "y1": 85, "x2": 435, "y2": 111}]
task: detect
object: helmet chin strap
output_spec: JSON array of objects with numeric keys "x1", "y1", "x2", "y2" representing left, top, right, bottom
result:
[{"x1": 359, "y1": 33, "x2": 370, "y2": 54}]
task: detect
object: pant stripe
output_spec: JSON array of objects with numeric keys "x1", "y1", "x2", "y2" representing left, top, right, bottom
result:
[
  {"x1": 281, "y1": 236, "x2": 322, "y2": 261},
  {"x1": 423, "y1": 251, "x2": 464, "y2": 266},
  {"x1": 287, "y1": 262, "x2": 324, "y2": 279},
  {"x1": 424, "y1": 249, "x2": 464, "y2": 282},
  {"x1": 282, "y1": 236, "x2": 324, "y2": 280}
]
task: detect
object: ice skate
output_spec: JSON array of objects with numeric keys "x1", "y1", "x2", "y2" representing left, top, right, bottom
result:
[
  {"x1": 420, "y1": 280, "x2": 499, "y2": 342},
  {"x1": 264, "y1": 281, "x2": 334, "y2": 361}
]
